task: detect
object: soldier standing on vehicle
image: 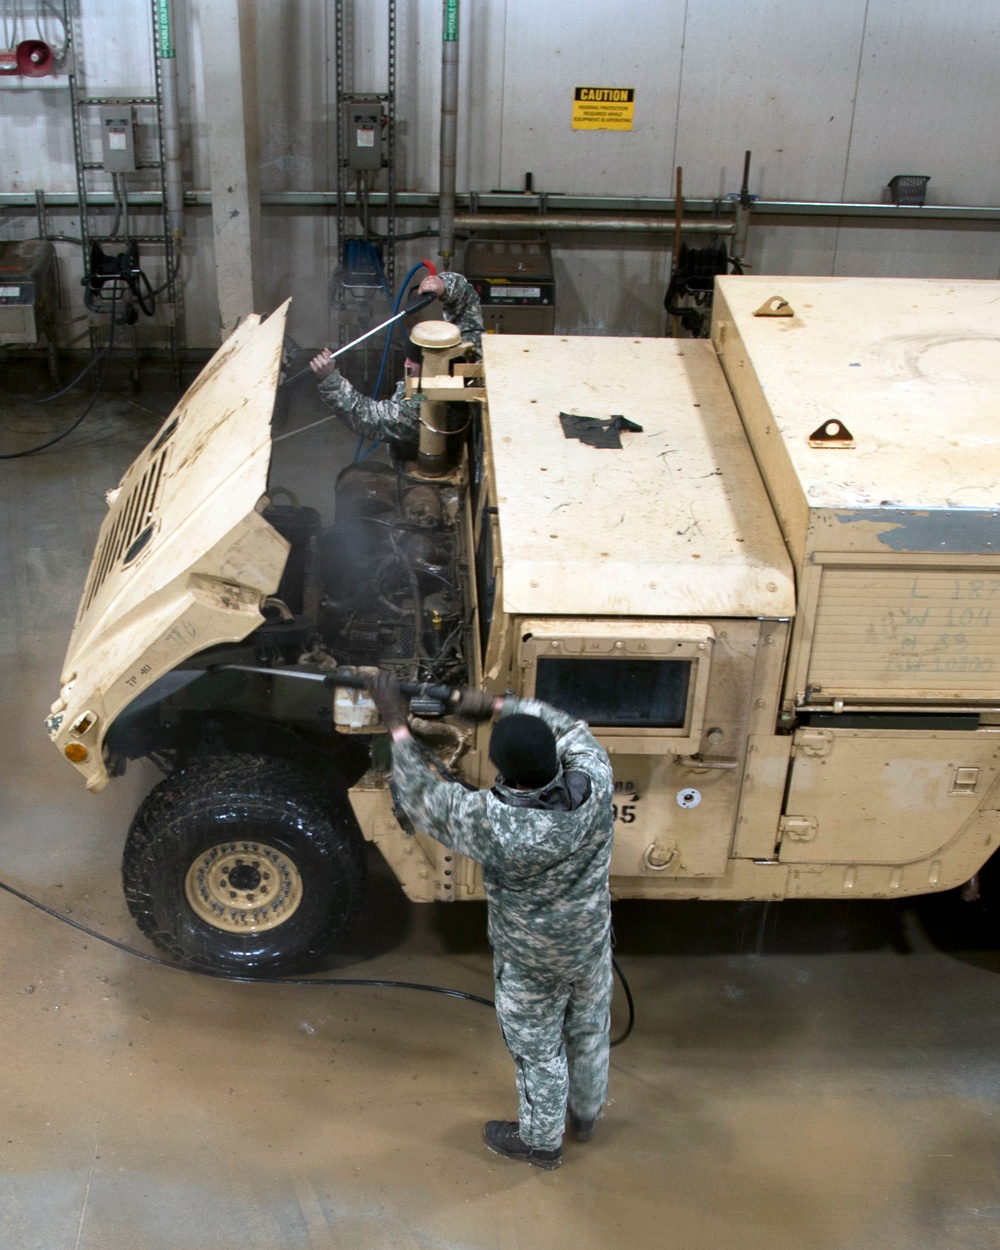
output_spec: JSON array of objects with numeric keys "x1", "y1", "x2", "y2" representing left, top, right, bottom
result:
[
  {"x1": 308, "y1": 272, "x2": 484, "y2": 460},
  {"x1": 368, "y1": 672, "x2": 615, "y2": 1170}
]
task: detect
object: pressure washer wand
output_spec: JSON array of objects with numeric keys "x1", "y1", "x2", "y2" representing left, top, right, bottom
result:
[
  {"x1": 280, "y1": 293, "x2": 435, "y2": 389},
  {"x1": 215, "y1": 664, "x2": 458, "y2": 706}
]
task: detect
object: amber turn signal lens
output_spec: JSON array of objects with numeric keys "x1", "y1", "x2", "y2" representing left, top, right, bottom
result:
[{"x1": 64, "y1": 743, "x2": 88, "y2": 763}]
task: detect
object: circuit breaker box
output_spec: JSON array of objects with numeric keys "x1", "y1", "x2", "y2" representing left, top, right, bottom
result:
[
  {"x1": 342, "y1": 99, "x2": 384, "y2": 172},
  {"x1": 99, "y1": 106, "x2": 137, "y2": 173}
]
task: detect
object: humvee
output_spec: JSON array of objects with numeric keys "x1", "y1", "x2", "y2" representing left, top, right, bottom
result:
[{"x1": 46, "y1": 277, "x2": 1000, "y2": 974}]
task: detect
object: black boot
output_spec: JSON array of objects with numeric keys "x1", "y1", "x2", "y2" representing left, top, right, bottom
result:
[
  {"x1": 483, "y1": 1120, "x2": 562, "y2": 1170},
  {"x1": 568, "y1": 1110, "x2": 596, "y2": 1142}
]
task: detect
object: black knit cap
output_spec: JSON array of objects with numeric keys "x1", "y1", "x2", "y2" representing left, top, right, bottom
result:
[{"x1": 489, "y1": 714, "x2": 558, "y2": 789}]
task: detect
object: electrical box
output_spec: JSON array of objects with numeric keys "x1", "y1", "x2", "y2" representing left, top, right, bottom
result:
[
  {"x1": 464, "y1": 241, "x2": 555, "y2": 334},
  {"x1": 0, "y1": 239, "x2": 58, "y2": 346},
  {"x1": 100, "y1": 105, "x2": 136, "y2": 173},
  {"x1": 342, "y1": 99, "x2": 384, "y2": 172}
]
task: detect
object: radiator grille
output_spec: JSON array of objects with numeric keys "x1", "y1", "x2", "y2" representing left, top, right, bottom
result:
[
  {"x1": 79, "y1": 449, "x2": 168, "y2": 617},
  {"x1": 808, "y1": 566, "x2": 1000, "y2": 700}
]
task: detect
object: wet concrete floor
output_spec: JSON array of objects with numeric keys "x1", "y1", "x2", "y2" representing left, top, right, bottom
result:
[{"x1": 2, "y1": 379, "x2": 1000, "y2": 1248}]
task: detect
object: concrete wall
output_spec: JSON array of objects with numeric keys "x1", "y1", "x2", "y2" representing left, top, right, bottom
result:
[{"x1": 1, "y1": 0, "x2": 999, "y2": 350}]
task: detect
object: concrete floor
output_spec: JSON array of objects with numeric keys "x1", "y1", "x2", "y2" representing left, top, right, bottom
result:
[{"x1": 2, "y1": 375, "x2": 1000, "y2": 1249}]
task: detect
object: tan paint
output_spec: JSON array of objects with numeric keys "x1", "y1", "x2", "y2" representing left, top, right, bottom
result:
[
  {"x1": 480, "y1": 334, "x2": 795, "y2": 619},
  {"x1": 48, "y1": 302, "x2": 292, "y2": 790},
  {"x1": 52, "y1": 280, "x2": 1000, "y2": 909},
  {"x1": 780, "y1": 729, "x2": 1000, "y2": 865},
  {"x1": 713, "y1": 276, "x2": 1000, "y2": 712}
]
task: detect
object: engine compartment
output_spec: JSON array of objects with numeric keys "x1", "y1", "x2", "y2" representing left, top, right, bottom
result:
[
  {"x1": 104, "y1": 460, "x2": 471, "y2": 778},
  {"x1": 312, "y1": 463, "x2": 468, "y2": 686}
]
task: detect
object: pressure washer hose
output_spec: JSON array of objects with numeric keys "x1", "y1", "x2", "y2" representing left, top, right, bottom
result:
[{"x1": 0, "y1": 875, "x2": 635, "y2": 1045}]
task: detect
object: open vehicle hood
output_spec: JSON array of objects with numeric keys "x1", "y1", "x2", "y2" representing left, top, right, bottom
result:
[{"x1": 47, "y1": 301, "x2": 292, "y2": 791}]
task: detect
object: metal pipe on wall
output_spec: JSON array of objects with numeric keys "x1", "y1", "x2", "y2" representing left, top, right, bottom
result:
[
  {"x1": 155, "y1": 0, "x2": 184, "y2": 239},
  {"x1": 7, "y1": 190, "x2": 1000, "y2": 223},
  {"x1": 453, "y1": 213, "x2": 735, "y2": 234},
  {"x1": 438, "y1": 0, "x2": 459, "y2": 268}
]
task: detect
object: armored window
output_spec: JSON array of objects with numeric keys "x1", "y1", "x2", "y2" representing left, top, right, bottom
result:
[
  {"x1": 535, "y1": 657, "x2": 692, "y2": 729},
  {"x1": 519, "y1": 622, "x2": 714, "y2": 755}
]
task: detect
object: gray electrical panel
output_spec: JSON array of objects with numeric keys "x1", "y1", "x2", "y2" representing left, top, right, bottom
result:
[
  {"x1": 100, "y1": 106, "x2": 137, "y2": 173},
  {"x1": 342, "y1": 99, "x2": 384, "y2": 171}
]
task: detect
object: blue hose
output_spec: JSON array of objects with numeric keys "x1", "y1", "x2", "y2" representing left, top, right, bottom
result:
[{"x1": 354, "y1": 260, "x2": 430, "y2": 463}]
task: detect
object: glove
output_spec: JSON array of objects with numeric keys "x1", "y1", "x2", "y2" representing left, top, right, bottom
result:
[
  {"x1": 449, "y1": 687, "x2": 498, "y2": 723},
  {"x1": 368, "y1": 671, "x2": 409, "y2": 733}
]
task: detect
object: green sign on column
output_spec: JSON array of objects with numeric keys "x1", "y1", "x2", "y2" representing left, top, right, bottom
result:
[
  {"x1": 155, "y1": 0, "x2": 175, "y2": 58},
  {"x1": 444, "y1": 0, "x2": 458, "y2": 42}
]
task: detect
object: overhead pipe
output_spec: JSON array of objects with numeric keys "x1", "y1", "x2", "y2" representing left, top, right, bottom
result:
[
  {"x1": 155, "y1": 0, "x2": 184, "y2": 239},
  {"x1": 438, "y1": 0, "x2": 459, "y2": 268},
  {"x1": 453, "y1": 213, "x2": 735, "y2": 234},
  {"x1": 13, "y1": 190, "x2": 1000, "y2": 225}
]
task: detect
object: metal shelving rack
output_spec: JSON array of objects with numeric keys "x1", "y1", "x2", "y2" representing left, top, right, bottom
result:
[
  {"x1": 64, "y1": 0, "x2": 180, "y2": 389},
  {"x1": 332, "y1": 0, "x2": 398, "y2": 390}
]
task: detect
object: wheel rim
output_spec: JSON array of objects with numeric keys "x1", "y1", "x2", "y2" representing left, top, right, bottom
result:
[{"x1": 184, "y1": 840, "x2": 304, "y2": 934}]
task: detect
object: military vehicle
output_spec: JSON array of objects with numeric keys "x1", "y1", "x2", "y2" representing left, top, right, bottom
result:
[{"x1": 46, "y1": 277, "x2": 1000, "y2": 974}]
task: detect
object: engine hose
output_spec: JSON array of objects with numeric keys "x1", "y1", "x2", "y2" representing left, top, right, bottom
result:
[{"x1": 0, "y1": 874, "x2": 636, "y2": 1045}]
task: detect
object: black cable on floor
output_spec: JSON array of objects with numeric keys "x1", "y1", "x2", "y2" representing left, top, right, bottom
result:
[
  {"x1": 0, "y1": 346, "x2": 108, "y2": 404},
  {"x1": 610, "y1": 956, "x2": 635, "y2": 1047},
  {"x1": 0, "y1": 372, "x2": 108, "y2": 460},
  {"x1": 0, "y1": 873, "x2": 637, "y2": 1043},
  {"x1": 0, "y1": 291, "x2": 118, "y2": 460}
]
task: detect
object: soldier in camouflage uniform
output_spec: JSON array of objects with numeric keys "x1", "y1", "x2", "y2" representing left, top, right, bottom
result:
[
  {"x1": 369, "y1": 673, "x2": 615, "y2": 1171},
  {"x1": 309, "y1": 271, "x2": 484, "y2": 460}
]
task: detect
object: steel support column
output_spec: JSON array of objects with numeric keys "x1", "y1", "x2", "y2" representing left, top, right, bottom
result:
[{"x1": 197, "y1": 0, "x2": 261, "y2": 335}]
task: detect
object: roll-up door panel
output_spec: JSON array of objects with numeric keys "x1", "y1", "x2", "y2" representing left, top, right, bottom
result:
[{"x1": 807, "y1": 566, "x2": 1000, "y2": 701}]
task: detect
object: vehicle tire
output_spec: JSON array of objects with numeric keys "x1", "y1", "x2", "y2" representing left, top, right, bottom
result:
[{"x1": 122, "y1": 754, "x2": 366, "y2": 976}]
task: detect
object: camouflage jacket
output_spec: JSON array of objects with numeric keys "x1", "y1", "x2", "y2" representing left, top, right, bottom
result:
[
  {"x1": 390, "y1": 698, "x2": 615, "y2": 977},
  {"x1": 317, "y1": 272, "x2": 484, "y2": 457}
]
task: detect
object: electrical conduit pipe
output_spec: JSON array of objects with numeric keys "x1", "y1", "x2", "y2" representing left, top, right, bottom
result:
[
  {"x1": 156, "y1": 0, "x2": 184, "y2": 239},
  {"x1": 438, "y1": 0, "x2": 459, "y2": 268}
]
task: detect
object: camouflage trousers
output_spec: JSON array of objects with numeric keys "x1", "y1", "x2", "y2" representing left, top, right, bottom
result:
[{"x1": 493, "y1": 947, "x2": 613, "y2": 1150}]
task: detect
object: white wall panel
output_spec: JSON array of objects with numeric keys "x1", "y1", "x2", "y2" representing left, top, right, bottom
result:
[
  {"x1": 496, "y1": 0, "x2": 686, "y2": 197},
  {"x1": 745, "y1": 220, "x2": 838, "y2": 279},
  {"x1": 546, "y1": 236, "x2": 672, "y2": 336},
  {"x1": 2, "y1": 92, "x2": 75, "y2": 191},
  {"x1": 844, "y1": 0, "x2": 1000, "y2": 206},
  {"x1": 831, "y1": 222, "x2": 1000, "y2": 280},
  {"x1": 256, "y1": 2, "x2": 331, "y2": 194},
  {"x1": 675, "y1": 0, "x2": 869, "y2": 202},
  {"x1": 391, "y1": 0, "x2": 507, "y2": 194}
]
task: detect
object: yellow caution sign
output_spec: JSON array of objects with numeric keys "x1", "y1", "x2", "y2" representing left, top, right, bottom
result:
[{"x1": 572, "y1": 87, "x2": 635, "y2": 131}]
